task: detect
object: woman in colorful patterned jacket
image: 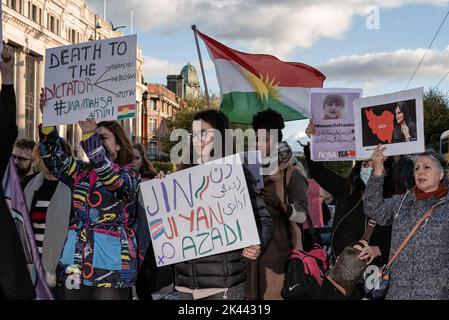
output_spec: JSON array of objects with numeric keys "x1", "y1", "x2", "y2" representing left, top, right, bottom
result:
[{"x1": 38, "y1": 91, "x2": 140, "y2": 300}]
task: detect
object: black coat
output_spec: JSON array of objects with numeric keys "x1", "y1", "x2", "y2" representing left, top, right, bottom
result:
[
  {"x1": 304, "y1": 144, "x2": 391, "y2": 267},
  {"x1": 174, "y1": 166, "x2": 273, "y2": 289},
  {"x1": 0, "y1": 85, "x2": 34, "y2": 299}
]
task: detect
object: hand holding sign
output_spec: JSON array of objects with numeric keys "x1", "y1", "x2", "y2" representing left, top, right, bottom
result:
[
  {"x1": 242, "y1": 245, "x2": 261, "y2": 260},
  {"x1": 78, "y1": 118, "x2": 97, "y2": 135},
  {"x1": 0, "y1": 43, "x2": 14, "y2": 85},
  {"x1": 371, "y1": 144, "x2": 386, "y2": 177},
  {"x1": 305, "y1": 119, "x2": 317, "y2": 138}
]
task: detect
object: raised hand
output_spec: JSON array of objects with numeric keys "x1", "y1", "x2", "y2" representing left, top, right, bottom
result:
[
  {"x1": 370, "y1": 144, "x2": 386, "y2": 177},
  {"x1": 0, "y1": 43, "x2": 15, "y2": 85},
  {"x1": 78, "y1": 118, "x2": 97, "y2": 135},
  {"x1": 305, "y1": 119, "x2": 317, "y2": 138}
]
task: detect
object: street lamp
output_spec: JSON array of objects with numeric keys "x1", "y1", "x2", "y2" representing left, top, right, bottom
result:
[{"x1": 94, "y1": 14, "x2": 102, "y2": 40}]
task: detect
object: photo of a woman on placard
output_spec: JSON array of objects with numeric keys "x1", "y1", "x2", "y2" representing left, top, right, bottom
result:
[
  {"x1": 322, "y1": 94, "x2": 345, "y2": 120},
  {"x1": 392, "y1": 101, "x2": 417, "y2": 143}
]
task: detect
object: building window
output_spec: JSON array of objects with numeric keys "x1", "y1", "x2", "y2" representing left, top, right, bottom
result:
[
  {"x1": 150, "y1": 99, "x2": 157, "y2": 111},
  {"x1": 39, "y1": 8, "x2": 42, "y2": 25},
  {"x1": 27, "y1": 1, "x2": 30, "y2": 18},
  {"x1": 149, "y1": 141, "x2": 157, "y2": 160},
  {"x1": 10, "y1": 0, "x2": 17, "y2": 10},
  {"x1": 56, "y1": 19, "x2": 60, "y2": 35},
  {"x1": 32, "y1": 5, "x2": 37, "y2": 22},
  {"x1": 149, "y1": 118, "x2": 157, "y2": 134},
  {"x1": 50, "y1": 16, "x2": 55, "y2": 33}
]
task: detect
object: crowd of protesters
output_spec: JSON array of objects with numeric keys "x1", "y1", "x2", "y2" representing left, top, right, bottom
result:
[{"x1": 1, "y1": 43, "x2": 449, "y2": 300}]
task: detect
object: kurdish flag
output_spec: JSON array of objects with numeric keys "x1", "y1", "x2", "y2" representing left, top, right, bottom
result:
[
  {"x1": 197, "y1": 30, "x2": 326, "y2": 124},
  {"x1": 117, "y1": 104, "x2": 136, "y2": 119}
]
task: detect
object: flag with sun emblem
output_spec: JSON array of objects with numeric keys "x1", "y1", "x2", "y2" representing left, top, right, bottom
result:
[{"x1": 197, "y1": 30, "x2": 326, "y2": 124}]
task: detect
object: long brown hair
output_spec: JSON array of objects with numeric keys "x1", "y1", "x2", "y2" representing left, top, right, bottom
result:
[
  {"x1": 97, "y1": 121, "x2": 134, "y2": 165},
  {"x1": 133, "y1": 143, "x2": 157, "y2": 177}
]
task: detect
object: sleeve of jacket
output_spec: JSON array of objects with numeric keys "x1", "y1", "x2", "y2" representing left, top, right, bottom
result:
[
  {"x1": 243, "y1": 166, "x2": 273, "y2": 250},
  {"x1": 286, "y1": 169, "x2": 308, "y2": 224},
  {"x1": 0, "y1": 85, "x2": 18, "y2": 180},
  {"x1": 80, "y1": 132, "x2": 139, "y2": 200},
  {"x1": 38, "y1": 125, "x2": 80, "y2": 188},
  {"x1": 362, "y1": 174, "x2": 399, "y2": 226},
  {"x1": 303, "y1": 143, "x2": 349, "y2": 199}
]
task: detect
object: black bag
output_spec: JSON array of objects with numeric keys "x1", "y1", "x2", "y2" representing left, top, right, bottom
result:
[{"x1": 326, "y1": 220, "x2": 377, "y2": 297}]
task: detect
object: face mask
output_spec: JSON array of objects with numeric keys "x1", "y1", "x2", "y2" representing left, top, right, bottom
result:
[{"x1": 360, "y1": 167, "x2": 372, "y2": 185}]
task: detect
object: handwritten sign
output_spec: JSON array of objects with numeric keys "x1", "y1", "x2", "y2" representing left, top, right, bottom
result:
[
  {"x1": 43, "y1": 35, "x2": 137, "y2": 126},
  {"x1": 354, "y1": 87, "x2": 424, "y2": 159},
  {"x1": 139, "y1": 155, "x2": 260, "y2": 267},
  {"x1": 310, "y1": 88, "x2": 362, "y2": 161}
]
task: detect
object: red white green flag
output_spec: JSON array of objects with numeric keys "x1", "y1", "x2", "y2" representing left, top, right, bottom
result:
[{"x1": 197, "y1": 30, "x2": 326, "y2": 124}]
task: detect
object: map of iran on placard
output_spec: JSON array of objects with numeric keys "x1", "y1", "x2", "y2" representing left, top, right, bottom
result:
[{"x1": 365, "y1": 109, "x2": 395, "y2": 143}]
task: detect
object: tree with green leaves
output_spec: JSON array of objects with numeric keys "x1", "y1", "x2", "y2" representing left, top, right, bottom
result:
[{"x1": 423, "y1": 88, "x2": 449, "y2": 151}]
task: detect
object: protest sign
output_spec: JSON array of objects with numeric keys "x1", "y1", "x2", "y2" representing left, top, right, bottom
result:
[
  {"x1": 354, "y1": 87, "x2": 424, "y2": 159},
  {"x1": 139, "y1": 154, "x2": 260, "y2": 267},
  {"x1": 310, "y1": 88, "x2": 362, "y2": 161},
  {"x1": 43, "y1": 35, "x2": 137, "y2": 126}
]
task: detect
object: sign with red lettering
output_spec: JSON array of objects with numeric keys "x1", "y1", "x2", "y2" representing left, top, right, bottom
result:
[
  {"x1": 354, "y1": 87, "x2": 424, "y2": 159},
  {"x1": 139, "y1": 155, "x2": 261, "y2": 267},
  {"x1": 43, "y1": 35, "x2": 137, "y2": 126}
]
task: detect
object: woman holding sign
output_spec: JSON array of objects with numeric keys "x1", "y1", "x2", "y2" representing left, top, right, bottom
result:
[
  {"x1": 38, "y1": 91, "x2": 140, "y2": 300},
  {"x1": 169, "y1": 110, "x2": 272, "y2": 300},
  {"x1": 364, "y1": 146, "x2": 449, "y2": 299},
  {"x1": 305, "y1": 120, "x2": 406, "y2": 299}
]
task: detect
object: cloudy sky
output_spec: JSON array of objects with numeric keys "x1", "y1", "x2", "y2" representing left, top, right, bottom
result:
[{"x1": 87, "y1": 0, "x2": 449, "y2": 150}]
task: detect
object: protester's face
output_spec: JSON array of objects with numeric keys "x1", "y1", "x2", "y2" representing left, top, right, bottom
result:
[
  {"x1": 12, "y1": 147, "x2": 33, "y2": 175},
  {"x1": 192, "y1": 120, "x2": 215, "y2": 162},
  {"x1": 97, "y1": 126, "x2": 120, "y2": 161},
  {"x1": 414, "y1": 156, "x2": 444, "y2": 192},
  {"x1": 324, "y1": 99, "x2": 344, "y2": 119},
  {"x1": 362, "y1": 160, "x2": 373, "y2": 169},
  {"x1": 395, "y1": 107, "x2": 405, "y2": 125},
  {"x1": 132, "y1": 148, "x2": 142, "y2": 171},
  {"x1": 256, "y1": 129, "x2": 276, "y2": 157}
]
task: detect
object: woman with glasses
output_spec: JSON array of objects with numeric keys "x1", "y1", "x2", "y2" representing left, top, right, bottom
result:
[{"x1": 159, "y1": 109, "x2": 272, "y2": 300}]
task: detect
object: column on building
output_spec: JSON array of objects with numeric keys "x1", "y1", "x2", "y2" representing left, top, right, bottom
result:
[
  {"x1": 34, "y1": 56, "x2": 45, "y2": 139},
  {"x1": 16, "y1": 49, "x2": 26, "y2": 139}
]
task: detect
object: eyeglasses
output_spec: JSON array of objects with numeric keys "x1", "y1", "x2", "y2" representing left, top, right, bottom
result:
[
  {"x1": 190, "y1": 129, "x2": 215, "y2": 141},
  {"x1": 12, "y1": 155, "x2": 31, "y2": 162}
]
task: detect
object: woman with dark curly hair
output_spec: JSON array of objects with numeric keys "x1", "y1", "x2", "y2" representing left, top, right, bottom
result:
[{"x1": 392, "y1": 102, "x2": 416, "y2": 143}]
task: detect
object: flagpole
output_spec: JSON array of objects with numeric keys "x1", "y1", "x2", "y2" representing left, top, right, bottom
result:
[{"x1": 191, "y1": 25, "x2": 211, "y2": 109}]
